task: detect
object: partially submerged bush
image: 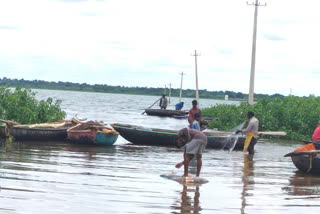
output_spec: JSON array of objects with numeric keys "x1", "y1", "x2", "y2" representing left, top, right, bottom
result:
[
  {"x1": 0, "y1": 86, "x2": 65, "y2": 124},
  {"x1": 202, "y1": 96, "x2": 320, "y2": 140}
]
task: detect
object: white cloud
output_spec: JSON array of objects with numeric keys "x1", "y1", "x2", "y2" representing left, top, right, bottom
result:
[{"x1": 0, "y1": 0, "x2": 319, "y2": 96}]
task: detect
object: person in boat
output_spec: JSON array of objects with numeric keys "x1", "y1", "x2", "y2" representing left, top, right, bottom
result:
[
  {"x1": 175, "y1": 127, "x2": 207, "y2": 177},
  {"x1": 159, "y1": 94, "x2": 168, "y2": 110},
  {"x1": 312, "y1": 124, "x2": 320, "y2": 143},
  {"x1": 191, "y1": 113, "x2": 201, "y2": 131},
  {"x1": 309, "y1": 124, "x2": 320, "y2": 150},
  {"x1": 236, "y1": 111, "x2": 259, "y2": 155},
  {"x1": 188, "y1": 100, "x2": 202, "y2": 128},
  {"x1": 175, "y1": 102, "x2": 184, "y2": 110}
]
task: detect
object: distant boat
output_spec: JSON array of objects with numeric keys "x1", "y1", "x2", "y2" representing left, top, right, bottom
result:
[
  {"x1": 144, "y1": 109, "x2": 188, "y2": 117},
  {"x1": 111, "y1": 123, "x2": 245, "y2": 150},
  {"x1": 67, "y1": 121, "x2": 119, "y2": 146}
]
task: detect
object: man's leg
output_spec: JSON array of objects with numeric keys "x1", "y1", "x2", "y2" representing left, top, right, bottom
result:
[
  {"x1": 183, "y1": 154, "x2": 194, "y2": 176},
  {"x1": 196, "y1": 154, "x2": 202, "y2": 177},
  {"x1": 248, "y1": 138, "x2": 256, "y2": 155}
]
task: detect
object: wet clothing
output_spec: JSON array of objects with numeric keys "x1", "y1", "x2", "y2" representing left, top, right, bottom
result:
[
  {"x1": 188, "y1": 108, "x2": 201, "y2": 127},
  {"x1": 247, "y1": 136, "x2": 257, "y2": 154},
  {"x1": 178, "y1": 128, "x2": 207, "y2": 155},
  {"x1": 312, "y1": 125, "x2": 320, "y2": 142},
  {"x1": 243, "y1": 132, "x2": 258, "y2": 153},
  {"x1": 184, "y1": 139, "x2": 206, "y2": 155},
  {"x1": 242, "y1": 116, "x2": 259, "y2": 155}
]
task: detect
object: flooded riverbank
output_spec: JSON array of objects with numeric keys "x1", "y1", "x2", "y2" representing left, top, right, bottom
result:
[{"x1": 0, "y1": 90, "x2": 319, "y2": 213}]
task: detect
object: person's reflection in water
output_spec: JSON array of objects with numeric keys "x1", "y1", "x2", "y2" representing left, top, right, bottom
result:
[
  {"x1": 173, "y1": 184, "x2": 201, "y2": 214},
  {"x1": 241, "y1": 154, "x2": 255, "y2": 214}
]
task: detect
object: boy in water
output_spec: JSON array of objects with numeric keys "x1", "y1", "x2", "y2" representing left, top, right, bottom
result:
[
  {"x1": 188, "y1": 100, "x2": 201, "y2": 128},
  {"x1": 191, "y1": 113, "x2": 201, "y2": 130}
]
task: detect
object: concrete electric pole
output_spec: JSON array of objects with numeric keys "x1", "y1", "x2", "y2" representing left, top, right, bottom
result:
[{"x1": 247, "y1": 0, "x2": 266, "y2": 105}]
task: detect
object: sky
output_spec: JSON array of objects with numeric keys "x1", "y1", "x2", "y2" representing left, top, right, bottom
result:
[{"x1": 0, "y1": 0, "x2": 320, "y2": 97}]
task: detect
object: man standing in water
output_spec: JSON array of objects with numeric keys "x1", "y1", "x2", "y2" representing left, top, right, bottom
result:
[
  {"x1": 236, "y1": 111, "x2": 259, "y2": 155},
  {"x1": 188, "y1": 100, "x2": 201, "y2": 128},
  {"x1": 175, "y1": 128, "x2": 207, "y2": 177}
]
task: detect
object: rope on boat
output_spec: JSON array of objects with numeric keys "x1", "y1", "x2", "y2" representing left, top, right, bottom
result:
[{"x1": 307, "y1": 153, "x2": 316, "y2": 173}]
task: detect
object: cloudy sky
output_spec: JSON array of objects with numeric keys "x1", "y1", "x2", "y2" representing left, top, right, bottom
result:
[{"x1": 0, "y1": 0, "x2": 319, "y2": 96}]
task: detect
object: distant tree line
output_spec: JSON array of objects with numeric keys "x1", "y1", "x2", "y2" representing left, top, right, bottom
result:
[{"x1": 0, "y1": 77, "x2": 284, "y2": 100}]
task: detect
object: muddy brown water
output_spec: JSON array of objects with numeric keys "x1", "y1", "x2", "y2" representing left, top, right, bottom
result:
[{"x1": 0, "y1": 90, "x2": 319, "y2": 213}]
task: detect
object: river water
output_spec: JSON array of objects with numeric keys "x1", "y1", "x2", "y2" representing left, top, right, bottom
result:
[{"x1": 0, "y1": 89, "x2": 319, "y2": 214}]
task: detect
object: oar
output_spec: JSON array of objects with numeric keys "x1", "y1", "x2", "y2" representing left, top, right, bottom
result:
[
  {"x1": 142, "y1": 98, "x2": 161, "y2": 115},
  {"x1": 257, "y1": 131, "x2": 286, "y2": 136}
]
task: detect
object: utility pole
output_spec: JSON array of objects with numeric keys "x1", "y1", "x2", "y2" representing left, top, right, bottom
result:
[
  {"x1": 168, "y1": 83, "x2": 171, "y2": 103},
  {"x1": 164, "y1": 85, "x2": 166, "y2": 95},
  {"x1": 179, "y1": 72, "x2": 185, "y2": 102},
  {"x1": 192, "y1": 50, "x2": 200, "y2": 106},
  {"x1": 247, "y1": 0, "x2": 266, "y2": 105}
]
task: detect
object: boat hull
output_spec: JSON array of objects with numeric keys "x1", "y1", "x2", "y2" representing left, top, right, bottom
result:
[
  {"x1": 0, "y1": 126, "x2": 6, "y2": 138},
  {"x1": 291, "y1": 155, "x2": 320, "y2": 174},
  {"x1": 112, "y1": 124, "x2": 245, "y2": 150},
  {"x1": 145, "y1": 109, "x2": 188, "y2": 117},
  {"x1": 68, "y1": 130, "x2": 119, "y2": 145},
  {"x1": 9, "y1": 126, "x2": 69, "y2": 141}
]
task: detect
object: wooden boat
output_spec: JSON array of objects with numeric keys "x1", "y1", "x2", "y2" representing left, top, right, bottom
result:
[
  {"x1": 285, "y1": 142, "x2": 320, "y2": 174},
  {"x1": 144, "y1": 109, "x2": 188, "y2": 117},
  {"x1": 0, "y1": 125, "x2": 6, "y2": 138},
  {"x1": 1, "y1": 121, "x2": 74, "y2": 141},
  {"x1": 111, "y1": 123, "x2": 246, "y2": 150},
  {"x1": 285, "y1": 151, "x2": 320, "y2": 174},
  {"x1": 67, "y1": 121, "x2": 119, "y2": 145}
]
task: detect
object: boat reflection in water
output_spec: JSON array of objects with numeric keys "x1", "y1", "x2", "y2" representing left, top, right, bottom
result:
[
  {"x1": 241, "y1": 154, "x2": 255, "y2": 214},
  {"x1": 282, "y1": 173, "x2": 320, "y2": 196}
]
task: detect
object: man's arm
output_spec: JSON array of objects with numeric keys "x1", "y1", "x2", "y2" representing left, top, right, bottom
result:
[
  {"x1": 242, "y1": 120, "x2": 254, "y2": 133},
  {"x1": 176, "y1": 161, "x2": 184, "y2": 168}
]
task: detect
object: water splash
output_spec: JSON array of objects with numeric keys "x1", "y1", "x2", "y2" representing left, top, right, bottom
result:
[
  {"x1": 225, "y1": 121, "x2": 247, "y2": 152},
  {"x1": 221, "y1": 134, "x2": 241, "y2": 152},
  {"x1": 228, "y1": 135, "x2": 240, "y2": 152},
  {"x1": 227, "y1": 121, "x2": 246, "y2": 133}
]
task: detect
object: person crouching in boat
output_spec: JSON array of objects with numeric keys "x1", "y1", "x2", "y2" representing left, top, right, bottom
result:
[
  {"x1": 236, "y1": 111, "x2": 259, "y2": 155},
  {"x1": 287, "y1": 124, "x2": 320, "y2": 154},
  {"x1": 175, "y1": 128, "x2": 207, "y2": 177},
  {"x1": 312, "y1": 124, "x2": 320, "y2": 149}
]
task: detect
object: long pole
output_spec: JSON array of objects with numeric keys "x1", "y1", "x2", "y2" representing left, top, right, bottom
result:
[
  {"x1": 168, "y1": 83, "x2": 171, "y2": 104},
  {"x1": 179, "y1": 72, "x2": 184, "y2": 102},
  {"x1": 141, "y1": 97, "x2": 161, "y2": 114},
  {"x1": 192, "y1": 50, "x2": 200, "y2": 105},
  {"x1": 247, "y1": 0, "x2": 266, "y2": 105}
]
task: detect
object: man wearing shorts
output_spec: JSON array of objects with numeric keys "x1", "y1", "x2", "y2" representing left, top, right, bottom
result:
[{"x1": 175, "y1": 128, "x2": 207, "y2": 177}]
